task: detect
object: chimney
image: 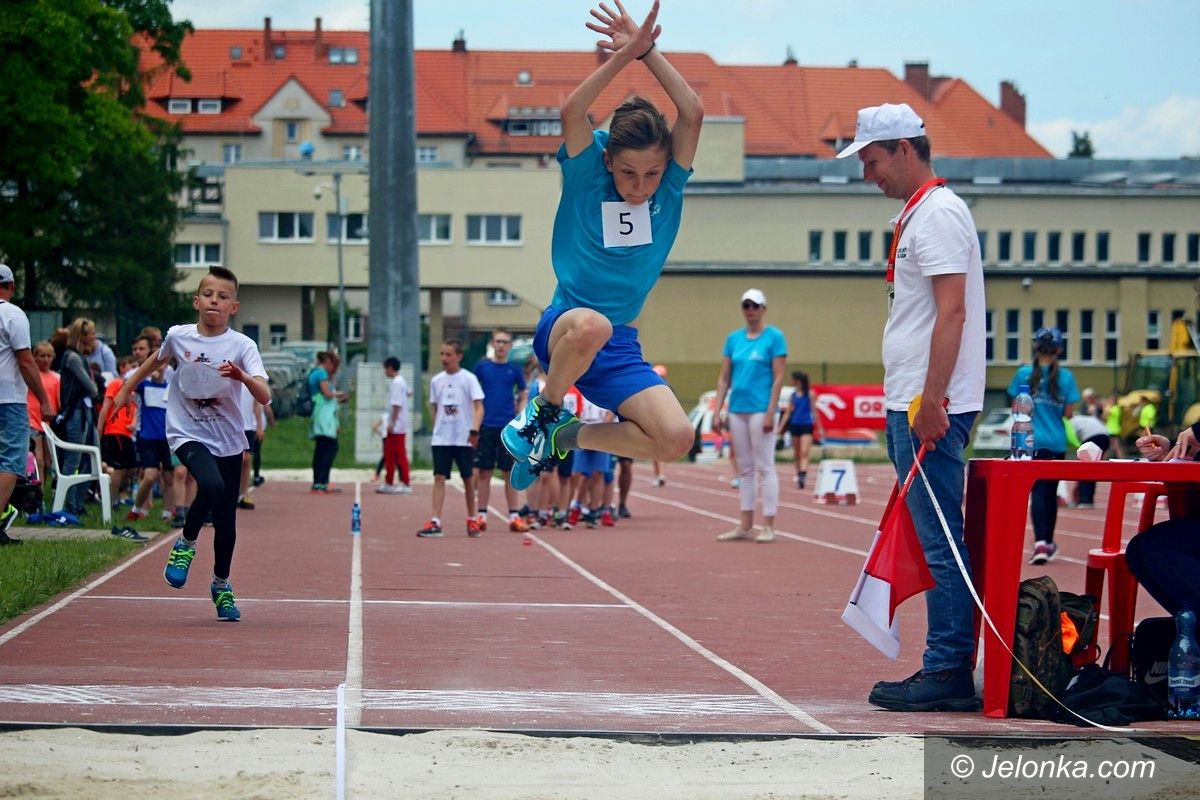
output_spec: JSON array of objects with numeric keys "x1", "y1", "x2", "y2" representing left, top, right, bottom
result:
[
  {"x1": 452, "y1": 29, "x2": 467, "y2": 53},
  {"x1": 904, "y1": 61, "x2": 931, "y2": 100},
  {"x1": 999, "y1": 80, "x2": 1027, "y2": 128},
  {"x1": 783, "y1": 45, "x2": 797, "y2": 67},
  {"x1": 315, "y1": 17, "x2": 323, "y2": 43},
  {"x1": 263, "y1": 17, "x2": 272, "y2": 60}
]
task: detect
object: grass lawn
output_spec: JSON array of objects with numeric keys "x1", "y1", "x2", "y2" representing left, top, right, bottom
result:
[
  {"x1": 262, "y1": 406, "x2": 430, "y2": 470},
  {"x1": 0, "y1": 537, "x2": 141, "y2": 625}
]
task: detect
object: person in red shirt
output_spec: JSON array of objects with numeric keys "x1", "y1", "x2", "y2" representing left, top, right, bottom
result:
[{"x1": 99, "y1": 355, "x2": 138, "y2": 505}]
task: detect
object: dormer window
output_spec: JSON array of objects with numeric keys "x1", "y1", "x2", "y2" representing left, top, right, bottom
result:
[
  {"x1": 329, "y1": 47, "x2": 359, "y2": 64},
  {"x1": 516, "y1": 70, "x2": 532, "y2": 85},
  {"x1": 197, "y1": 99, "x2": 221, "y2": 114},
  {"x1": 168, "y1": 98, "x2": 191, "y2": 114},
  {"x1": 273, "y1": 45, "x2": 286, "y2": 60},
  {"x1": 329, "y1": 90, "x2": 345, "y2": 108},
  {"x1": 230, "y1": 46, "x2": 242, "y2": 60}
]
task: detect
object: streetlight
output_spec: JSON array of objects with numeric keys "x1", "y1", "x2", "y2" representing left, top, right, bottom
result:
[{"x1": 313, "y1": 172, "x2": 348, "y2": 377}]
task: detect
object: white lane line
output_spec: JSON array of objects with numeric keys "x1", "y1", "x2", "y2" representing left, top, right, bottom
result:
[
  {"x1": 79, "y1": 595, "x2": 628, "y2": 609},
  {"x1": 527, "y1": 533, "x2": 836, "y2": 734},
  {"x1": 345, "y1": 530, "x2": 364, "y2": 727},
  {"x1": 0, "y1": 536, "x2": 175, "y2": 648}
]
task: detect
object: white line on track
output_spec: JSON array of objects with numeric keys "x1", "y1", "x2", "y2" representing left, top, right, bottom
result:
[
  {"x1": 80, "y1": 595, "x2": 629, "y2": 609},
  {"x1": 345, "y1": 530, "x2": 364, "y2": 727},
  {"x1": 0, "y1": 535, "x2": 175, "y2": 648}
]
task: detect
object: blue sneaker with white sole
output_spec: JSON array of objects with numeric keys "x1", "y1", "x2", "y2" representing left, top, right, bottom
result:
[
  {"x1": 501, "y1": 391, "x2": 578, "y2": 462},
  {"x1": 163, "y1": 538, "x2": 196, "y2": 588},
  {"x1": 211, "y1": 581, "x2": 241, "y2": 621}
]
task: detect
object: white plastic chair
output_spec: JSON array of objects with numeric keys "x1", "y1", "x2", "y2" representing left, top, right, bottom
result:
[{"x1": 40, "y1": 421, "x2": 111, "y2": 524}]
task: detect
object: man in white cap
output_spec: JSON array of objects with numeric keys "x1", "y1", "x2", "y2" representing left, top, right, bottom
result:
[
  {"x1": 837, "y1": 103, "x2": 986, "y2": 711},
  {"x1": 0, "y1": 264, "x2": 54, "y2": 545}
]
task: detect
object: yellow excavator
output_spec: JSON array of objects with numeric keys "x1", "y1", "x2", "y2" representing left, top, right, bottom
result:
[{"x1": 1114, "y1": 318, "x2": 1200, "y2": 439}]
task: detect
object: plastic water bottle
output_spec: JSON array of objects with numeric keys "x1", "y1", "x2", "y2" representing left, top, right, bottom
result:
[
  {"x1": 1010, "y1": 384, "x2": 1034, "y2": 460},
  {"x1": 1168, "y1": 609, "x2": 1200, "y2": 719},
  {"x1": 350, "y1": 502, "x2": 361, "y2": 535}
]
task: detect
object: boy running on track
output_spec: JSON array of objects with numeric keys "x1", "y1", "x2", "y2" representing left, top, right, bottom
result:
[
  {"x1": 115, "y1": 267, "x2": 270, "y2": 622},
  {"x1": 501, "y1": 0, "x2": 703, "y2": 490}
]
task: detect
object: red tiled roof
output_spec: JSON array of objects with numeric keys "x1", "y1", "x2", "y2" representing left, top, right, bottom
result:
[{"x1": 141, "y1": 28, "x2": 1051, "y2": 158}]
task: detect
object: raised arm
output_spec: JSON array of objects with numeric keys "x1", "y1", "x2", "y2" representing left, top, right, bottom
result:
[
  {"x1": 590, "y1": 0, "x2": 703, "y2": 168},
  {"x1": 562, "y1": 1, "x2": 661, "y2": 158}
]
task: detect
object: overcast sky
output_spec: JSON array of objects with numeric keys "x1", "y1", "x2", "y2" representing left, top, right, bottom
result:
[{"x1": 168, "y1": 0, "x2": 1200, "y2": 160}]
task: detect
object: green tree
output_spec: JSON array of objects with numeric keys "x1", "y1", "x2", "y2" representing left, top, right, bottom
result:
[
  {"x1": 1069, "y1": 131, "x2": 1095, "y2": 159},
  {"x1": 0, "y1": 0, "x2": 192, "y2": 318}
]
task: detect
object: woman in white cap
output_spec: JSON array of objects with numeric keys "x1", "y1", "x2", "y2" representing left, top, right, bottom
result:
[{"x1": 711, "y1": 289, "x2": 787, "y2": 542}]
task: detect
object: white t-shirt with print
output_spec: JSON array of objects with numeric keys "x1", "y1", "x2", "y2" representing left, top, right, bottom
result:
[
  {"x1": 161, "y1": 324, "x2": 268, "y2": 457},
  {"x1": 0, "y1": 299, "x2": 32, "y2": 404},
  {"x1": 429, "y1": 368, "x2": 483, "y2": 447},
  {"x1": 387, "y1": 373, "x2": 411, "y2": 435},
  {"x1": 881, "y1": 187, "x2": 986, "y2": 414}
]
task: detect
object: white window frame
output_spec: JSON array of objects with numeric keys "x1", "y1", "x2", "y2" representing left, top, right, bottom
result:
[
  {"x1": 222, "y1": 143, "x2": 242, "y2": 164},
  {"x1": 466, "y1": 214, "x2": 522, "y2": 246},
  {"x1": 197, "y1": 99, "x2": 221, "y2": 114},
  {"x1": 269, "y1": 324, "x2": 287, "y2": 349},
  {"x1": 342, "y1": 144, "x2": 364, "y2": 162},
  {"x1": 346, "y1": 313, "x2": 364, "y2": 342},
  {"x1": 487, "y1": 289, "x2": 521, "y2": 306},
  {"x1": 417, "y1": 214, "x2": 452, "y2": 245},
  {"x1": 343, "y1": 48, "x2": 359, "y2": 64},
  {"x1": 174, "y1": 243, "x2": 222, "y2": 267},
  {"x1": 168, "y1": 98, "x2": 191, "y2": 114},
  {"x1": 258, "y1": 212, "x2": 315, "y2": 243},
  {"x1": 329, "y1": 47, "x2": 344, "y2": 64},
  {"x1": 416, "y1": 146, "x2": 439, "y2": 163},
  {"x1": 327, "y1": 213, "x2": 369, "y2": 244}
]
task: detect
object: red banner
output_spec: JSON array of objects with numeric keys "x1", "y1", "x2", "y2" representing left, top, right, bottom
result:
[{"x1": 812, "y1": 384, "x2": 887, "y2": 431}]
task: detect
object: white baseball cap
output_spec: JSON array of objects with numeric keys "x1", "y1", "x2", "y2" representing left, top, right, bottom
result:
[
  {"x1": 835, "y1": 103, "x2": 926, "y2": 159},
  {"x1": 741, "y1": 288, "x2": 767, "y2": 306},
  {"x1": 0, "y1": 264, "x2": 13, "y2": 283}
]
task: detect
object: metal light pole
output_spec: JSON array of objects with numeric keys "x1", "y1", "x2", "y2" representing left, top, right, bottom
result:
[{"x1": 332, "y1": 170, "x2": 347, "y2": 373}]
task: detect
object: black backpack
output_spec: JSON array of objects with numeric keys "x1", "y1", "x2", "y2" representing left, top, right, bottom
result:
[
  {"x1": 1009, "y1": 575, "x2": 1100, "y2": 718},
  {"x1": 1051, "y1": 663, "x2": 1168, "y2": 726},
  {"x1": 296, "y1": 369, "x2": 314, "y2": 417},
  {"x1": 1130, "y1": 616, "x2": 1175, "y2": 707}
]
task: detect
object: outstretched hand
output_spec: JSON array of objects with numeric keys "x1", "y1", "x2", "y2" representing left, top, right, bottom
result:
[{"x1": 587, "y1": 0, "x2": 660, "y2": 56}]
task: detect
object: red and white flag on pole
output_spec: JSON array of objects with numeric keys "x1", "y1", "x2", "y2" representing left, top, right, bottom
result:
[{"x1": 841, "y1": 449, "x2": 935, "y2": 659}]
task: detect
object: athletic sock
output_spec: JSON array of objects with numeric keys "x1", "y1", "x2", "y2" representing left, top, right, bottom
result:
[{"x1": 555, "y1": 421, "x2": 583, "y2": 451}]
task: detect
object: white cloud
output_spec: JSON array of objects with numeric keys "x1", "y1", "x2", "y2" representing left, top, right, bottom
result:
[{"x1": 1029, "y1": 95, "x2": 1200, "y2": 159}]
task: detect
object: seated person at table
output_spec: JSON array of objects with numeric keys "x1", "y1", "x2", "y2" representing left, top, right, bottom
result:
[{"x1": 1124, "y1": 424, "x2": 1200, "y2": 614}]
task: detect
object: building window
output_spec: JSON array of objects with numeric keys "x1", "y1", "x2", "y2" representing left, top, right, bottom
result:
[
  {"x1": 1005, "y1": 309, "x2": 1020, "y2": 362},
  {"x1": 416, "y1": 146, "x2": 439, "y2": 163},
  {"x1": 346, "y1": 313, "x2": 364, "y2": 342},
  {"x1": 258, "y1": 212, "x2": 314, "y2": 242},
  {"x1": 327, "y1": 213, "x2": 368, "y2": 242},
  {"x1": 857, "y1": 231, "x2": 872, "y2": 263},
  {"x1": 1096, "y1": 231, "x2": 1110, "y2": 263},
  {"x1": 222, "y1": 144, "x2": 242, "y2": 164},
  {"x1": 329, "y1": 47, "x2": 358, "y2": 64},
  {"x1": 1104, "y1": 311, "x2": 1119, "y2": 363},
  {"x1": 1031, "y1": 309, "x2": 1045, "y2": 340},
  {"x1": 984, "y1": 309, "x2": 995, "y2": 363},
  {"x1": 273, "y1": 45, "x2": 286, "y2": 60},
  {"x1": 197, "y1": 99, "x2": 221, "y2": 114},
  {"x1": 1079, "y1": 309, "x2": 1095, "y2": 363},
  {"x1": 1047, "y1": 231, "x2": 1061, "y2": 264},
  {"x1": 269, "y1": 324, "x2": 287, "y2": 348},
  {"x1": 1162, "y1": 232, "x2": 1176, "y2": 264},
  {"x1": 487, "y1": 289, "x2": 521, "y2": 306},
  {"x1": 1187, "y1": 233, "x2": 1199, "y2": 264},
  {"x1": 1056, "y1": 309, "x2": 1070, "y2": 361},
  {"x1": 998, "y1": 231, "x2": 1012, "y2": 263},
  {"x1": 417, "y1": 214, "x2": 451, "y2": 244},
  {"x1": 1137, "y1": 232, "x2": 1151, "y2": 264},
  {"x1": 977, "y1": 231, "x2": 987, "y2": 263},
  {"x1": 809, "y1": 230, "x2": 823, "y2": 263},
  {"x1": 1022, "y1": 231, "x2": 1037, "y2": 263},
  {"x1": 230, "y1": 46, "x2": 243, "y2": 60},
  {"x1": 1147, "y1": 310, "x2": 1161, "y2": 349},
  {"x1": 1071, "y1": 231, "x2": 1086, "y2": 263},
  {"x1": 342, "y1": 144, "x2": 364, "y2": 161},
  {"x1": 329, "y1": 90, "x2": 345, "y2": 108},
  {"x1": 167, "y1": 98, "x2": 191, "y2": 114},
  {"x1": 883, "y1": 229, "x2": 894, "y2": 259},
  {"x1": 833, "y1": 230, "x2": 847, "y2": 263},
  {"x1": 242, "y1": 323, "x2": 259, "y2": 344},
  {"x1": 174, "y1": 243, "x2": 221, "y2": 266},
  {"x1": 466, "y1": 214, "x2": 522, "y2": 245},
  {"x1": 284, "y1": 121, "x2": 300, "y2": 143}
]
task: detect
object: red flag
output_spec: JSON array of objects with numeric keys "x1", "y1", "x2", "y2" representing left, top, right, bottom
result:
[{"x1": 842, "y1": 451, "x2": 935, "y2": 658}]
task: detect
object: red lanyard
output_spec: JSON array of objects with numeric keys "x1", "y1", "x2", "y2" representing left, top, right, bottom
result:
[{"x1": 886, "y1": 178, "x2": 946, "y2": 285}]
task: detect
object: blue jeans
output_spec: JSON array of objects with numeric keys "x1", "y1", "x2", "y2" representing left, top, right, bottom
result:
[
  {"x1": 61, "y1": 407, "x2": 94, "y2": 515},
  {"x1": 886, "y1": 409, "x2": 977, "y2": 673}
]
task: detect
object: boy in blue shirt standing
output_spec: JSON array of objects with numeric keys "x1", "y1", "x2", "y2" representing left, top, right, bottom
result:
[
  {"x1": 473, "y1": 328, "x2": 529, "y2": 531},
  {"x1": 502, "y1": 0, "x2": 704, "y2": 490}
]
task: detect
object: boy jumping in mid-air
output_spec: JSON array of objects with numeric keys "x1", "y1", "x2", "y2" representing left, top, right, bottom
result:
[
  {"x1": 115, "y1": 266, "x2": 270, "y2": 621},
  {"x1": 501, "y1": 0, "x2": 703, "y2": 489}
]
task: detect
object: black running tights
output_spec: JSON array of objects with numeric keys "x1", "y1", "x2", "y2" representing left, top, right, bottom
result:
[{"x1": 176, "y1": 441, "x2": 244, "y2": 581}]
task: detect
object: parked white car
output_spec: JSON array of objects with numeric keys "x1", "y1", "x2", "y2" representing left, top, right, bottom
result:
[{"x1": 971, "y1": 409, "x2": 1013, "y2": 454}]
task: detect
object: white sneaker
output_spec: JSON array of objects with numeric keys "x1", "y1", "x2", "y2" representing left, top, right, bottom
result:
[
  {"x1": 376, "y1": 484, "x2": 407, "y2": 495},
  {"x1": 375, "y1": 484, "x2": 393, "y2": 494},
  {"x1": 650, "y1": 476, "x2": 665, "y2": 487},
  {"x1": 755, "y1": 527, "x2": 776, "y2": 543},
  {"x1": 716, "y1": 527, "x2": 752, "y2": 541},
  {"x1": 730, "y1": 477, "x2": 741, "y2": 488},
  {"x1": 396, "y1": 484, "x2": 413, "y2": 494}
]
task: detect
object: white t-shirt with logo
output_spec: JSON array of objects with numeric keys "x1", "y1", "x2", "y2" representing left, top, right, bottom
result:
[
  {"x1": 0, "y1": 299, "x2": 32, "y2": 404},
  {"x1": 881, "y1": 188, "x2": 986, "y2": 415},
  {"x1": 429, "y1": 368, "x2": 484, "y2": 447},
  {"x1": 161, "y1": 324, "x2": 268, "y2": 457},
  {"x1": 388, "y1": 373, "x2": 411, "y2": 435}
]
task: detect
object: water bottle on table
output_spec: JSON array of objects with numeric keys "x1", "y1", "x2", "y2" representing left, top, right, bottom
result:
[
  {"x1": 1010, "y1": 384, "x2": 1034, "y2": 460},
  {"x1": 1168, "y1": 609, "x2": 1200, "y2": 719}
]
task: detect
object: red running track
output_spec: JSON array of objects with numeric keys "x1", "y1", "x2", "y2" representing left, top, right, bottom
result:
[{"x1": 0, "y1": 461, "x2": 1196, "y2": 736}]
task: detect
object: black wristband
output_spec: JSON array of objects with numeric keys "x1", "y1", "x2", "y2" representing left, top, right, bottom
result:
[
  {"x1": 636, "y1": 43, "x2": 655, "y2": 61},
  {"x1": 469, "y1": 429, "x2": 479, "y2": 435}
]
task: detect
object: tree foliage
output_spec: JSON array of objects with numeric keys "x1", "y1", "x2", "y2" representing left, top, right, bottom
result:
[
  {"x1": 1069, "y1": 131, "x2": 1095, "y2": 159},
  {"x1": 0, "y1": 0, "x2": 193, "y2": 318}
]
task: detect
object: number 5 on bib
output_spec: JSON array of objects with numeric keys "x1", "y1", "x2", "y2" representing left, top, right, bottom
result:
[{"x1": 601, "y1": 201, "x2": 653, "y2": 248}]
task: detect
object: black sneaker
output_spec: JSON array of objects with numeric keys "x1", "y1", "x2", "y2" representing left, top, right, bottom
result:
[
  {"x1": 618, "y1": 505, "x2": 631, "y2": 519},
  {"x1": 252, "y1": 475, "x2": 265, "y2": 487},
  {"x1": 169, "y1": 510, "x2": 187, "y2": 529},
  {"x1": 111, "y1": 526, "x2": 149, "y2": 542},
  {"x1": 868, "y1": 667, "x2": 980, "y2": 712}
]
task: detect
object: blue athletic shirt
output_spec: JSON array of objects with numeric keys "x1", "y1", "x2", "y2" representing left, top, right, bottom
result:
[
  {"x1": 723, "y1": 326, "x2": 788, "y2": 414},
  {"x1": 789, "y1": 393, "x2": 813, "y2": 426},
  {"x1": 135, "y1": 377, "x2": 169, "y2": 441},
  {"x1": 550, "y1": 130, "x2": 693, "y2": 326},
  {"x1": 308, "y1": 367, "x2": 328, "y2": 399},
  {"x1": 474, "y1": 359, "x2": 526, "y2": 427},
  {"x1": 1008, "y1": 364, "x2": 1080, "y2": 453}
]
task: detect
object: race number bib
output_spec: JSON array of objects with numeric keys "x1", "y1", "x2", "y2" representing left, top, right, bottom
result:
[
  {"x1": 601, "y1": 201, "x2": 652, "y2": 248},
  {"x1": 176, "y1": 361, "x2": 226, "y2": 400}
]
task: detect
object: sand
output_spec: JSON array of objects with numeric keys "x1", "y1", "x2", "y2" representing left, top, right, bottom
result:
[{"x1": 0, "y1": 727, "x2": 924, "y2": 799}]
